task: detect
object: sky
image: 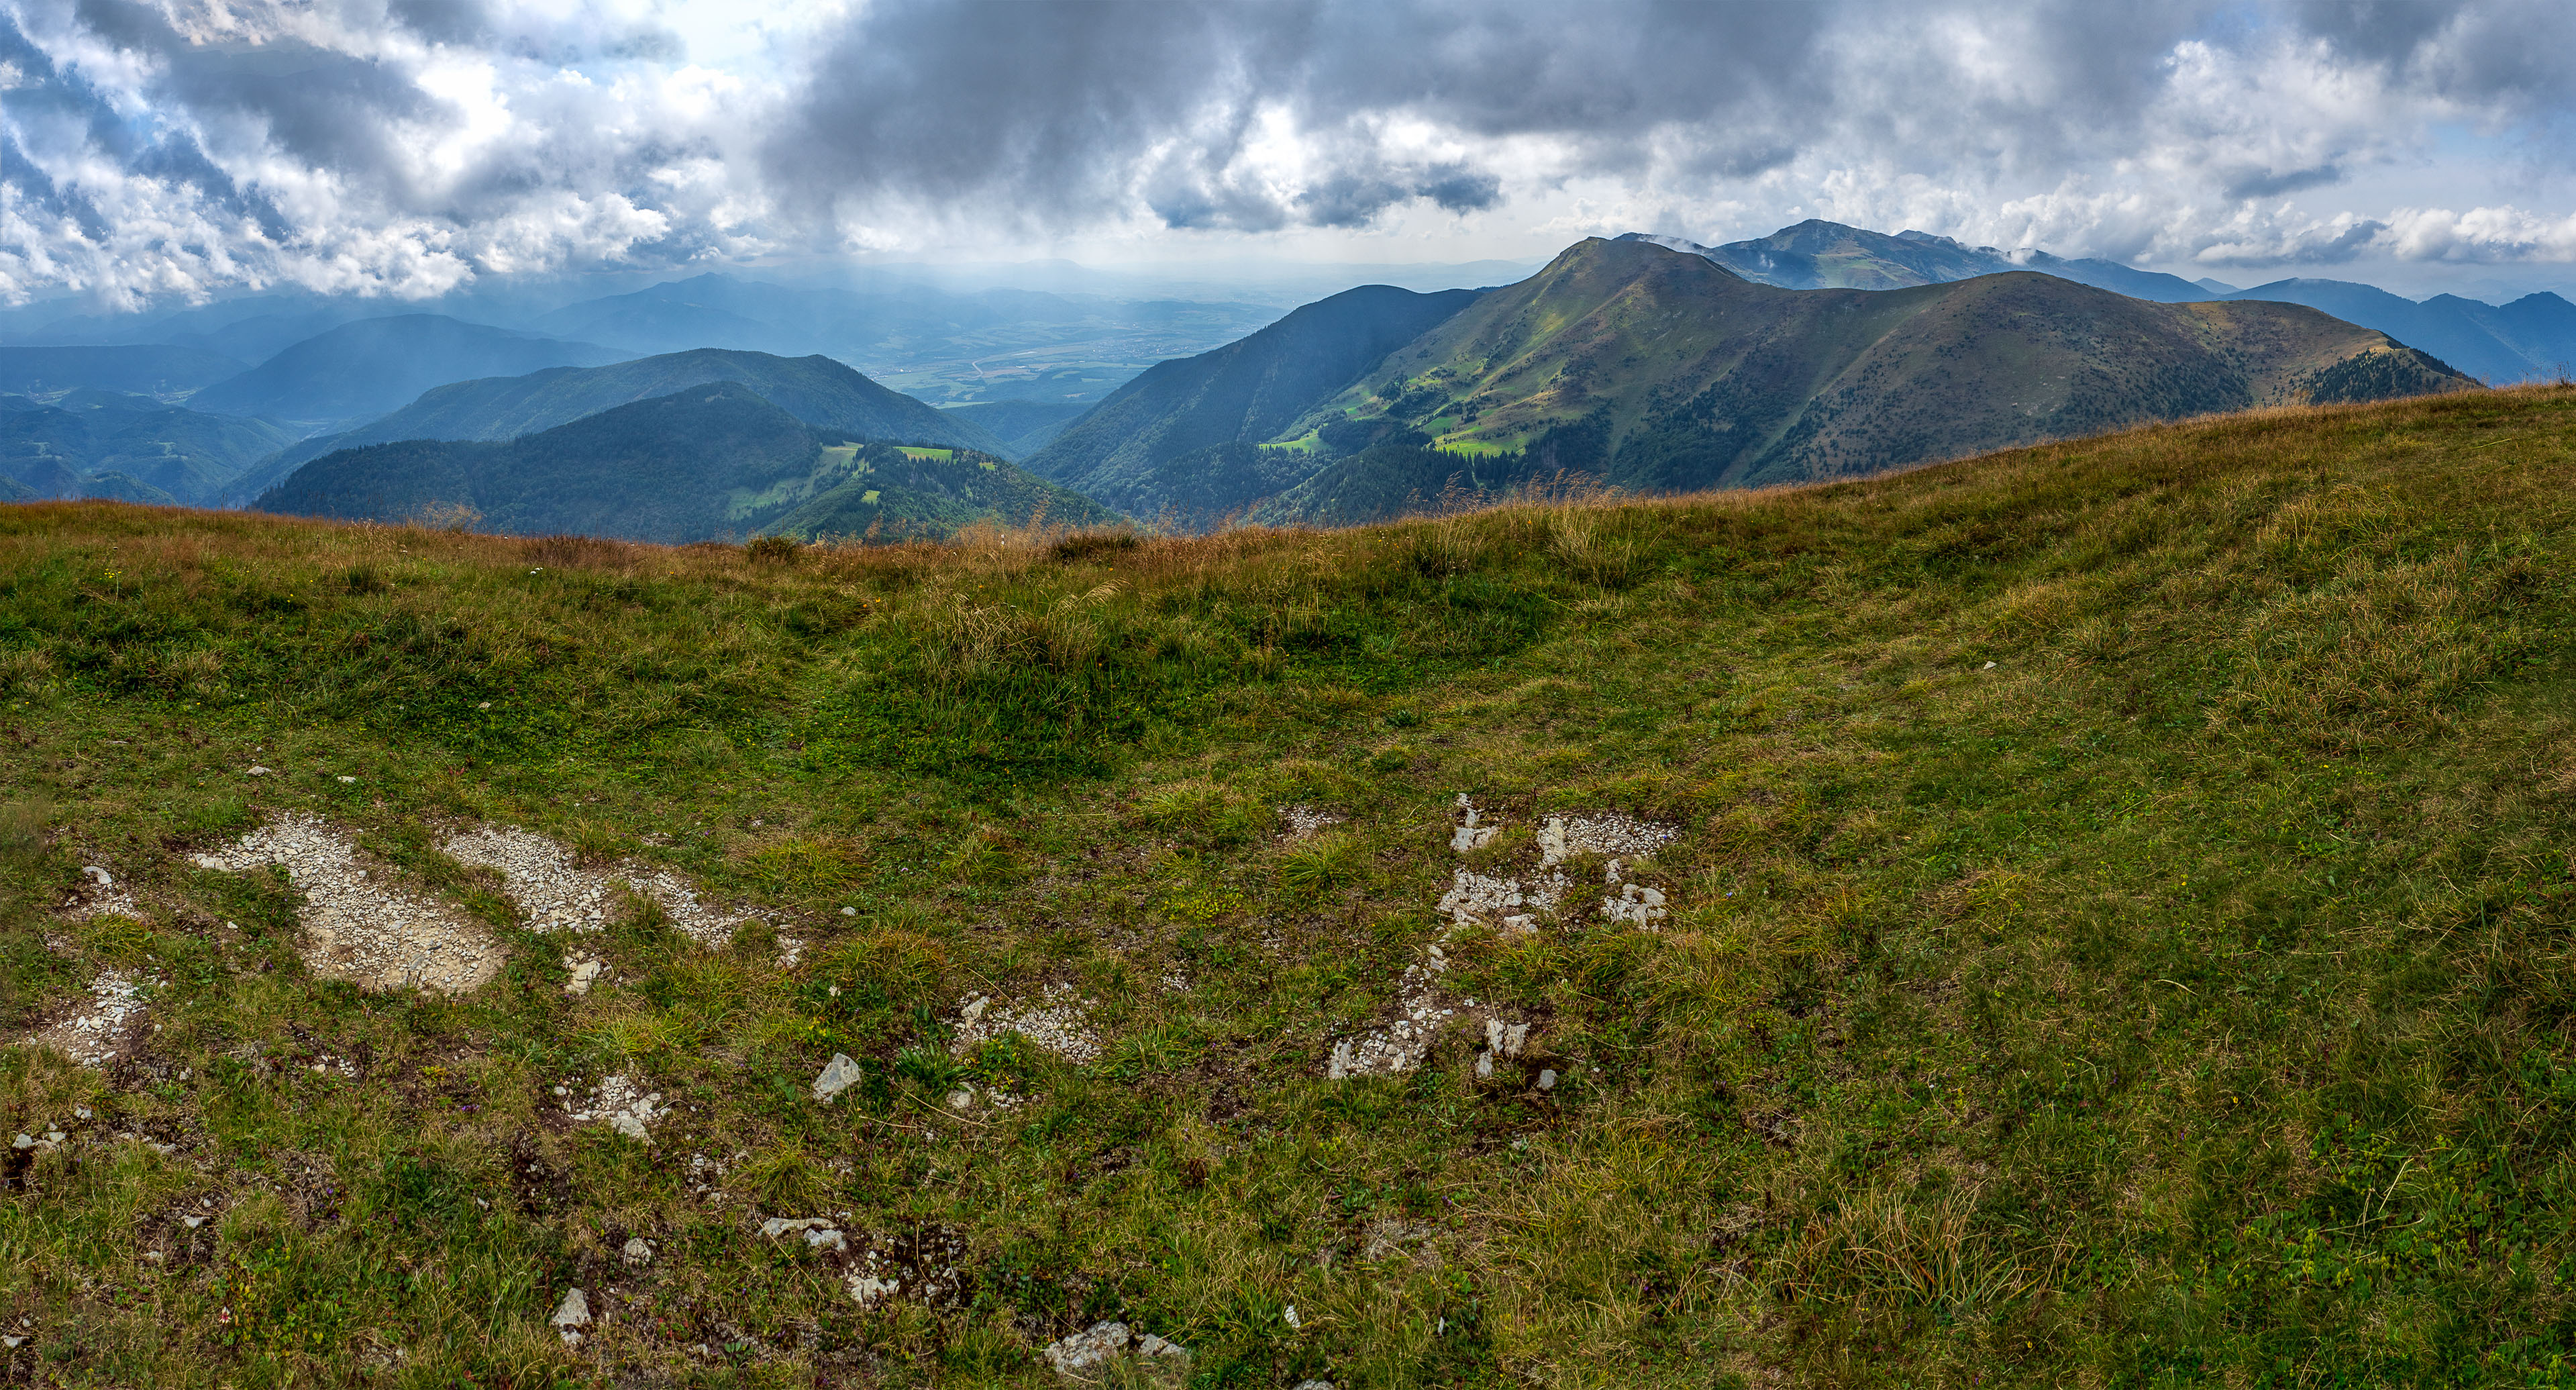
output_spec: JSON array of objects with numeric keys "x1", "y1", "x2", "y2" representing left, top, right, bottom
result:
[{"x1": 8, "y1": 0, "x2": 2576, "y2": 311}]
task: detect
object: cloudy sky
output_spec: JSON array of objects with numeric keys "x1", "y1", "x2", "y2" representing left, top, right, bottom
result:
[{"x1": 7, "y1": 0, "x2": 2576, "y2": 309}]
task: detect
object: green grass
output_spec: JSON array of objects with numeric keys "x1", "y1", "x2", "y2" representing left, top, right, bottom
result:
[
  {"x1": 895, "y1": 448, "x2": 956, "y2": 462},
  {"x1": 9, "y1": 386, "x2": 2576, "y2": 1385}
]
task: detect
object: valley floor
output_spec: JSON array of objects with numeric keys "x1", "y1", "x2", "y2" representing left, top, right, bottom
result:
[{"x1": 7, "y1": 387, "x2": 2576, "y2": 1387}]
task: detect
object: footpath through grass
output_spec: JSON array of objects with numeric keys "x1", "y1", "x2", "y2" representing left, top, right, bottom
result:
[{"x1": 7, "y1": 387, "x2": 2576, "y2": 1386}]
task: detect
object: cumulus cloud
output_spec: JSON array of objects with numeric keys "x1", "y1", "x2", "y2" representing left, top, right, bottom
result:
[{"x1": 4, "y1": 0, "x2": 2576, "y2": 306}]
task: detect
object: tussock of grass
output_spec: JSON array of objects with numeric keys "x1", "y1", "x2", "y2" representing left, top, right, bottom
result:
[{"x1": 7, "y1": 387, "x2": 2576, "y2": 1384}]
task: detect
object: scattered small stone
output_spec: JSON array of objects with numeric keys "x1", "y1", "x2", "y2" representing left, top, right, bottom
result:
[
  {"x1": 812, "y1": 1053, "x2": 863, "y2": 1101},
  {"x1": 1449, "y1": 793, "x2": 1498, "y2": 852},
  {"x1": 1329, "y1": 960, "x2": 1452, "y2": 1080},
  {"x1": 81, "y1": 866, "x2": 113, "y2": 887},
  {"x1": 621, "y1": 1237, "x2": 654, "y2": 1267},
  {"x1": 839, "y1": 905, "x2": 857, "y2": 916},
  {"x1": 245, "y1": 766, "x2": 270, "y2": 776},
  {"x1": 336, "y1": 775, "x2": 358, "y2": 784},
  {"x1": 182, "y1": 1215, "x2": 207, "y2": 1229},
  {"x1": 1537, "y1": 1069, "x2": 1558, "y2": 1091},
  {"x1": 550, "y1": 1288, "x2": 590, "y2": 1344},
  {"x1": 760, "y1": 1216, "x2": 846, "y2": 1252},
  {"x1": 1478, "y1": 1016, "x2": 1531, "y2": 1081},
  {"x1": 1284, "y1": 1305, "x2": 1302, "y2": 1329},
  {"x1": 564, "y1": 1075, "x2": 666, "y2": 1140},
  {"x1": 1437, "y1": 868, "x2": 1557, "y2": 927},
  {"x1": 564, "y1": 955, "x2": 606, "y2": 995},
  {"x1": 1602, "y1": 879, "x2": 1669, "y2": 927},
  {"x1": 1043, "y1": 1322, "x2": 1176, "y2": 1379},
  {"x1": 1278, "y1": 804, "x2": 1345, "y2": 840}
]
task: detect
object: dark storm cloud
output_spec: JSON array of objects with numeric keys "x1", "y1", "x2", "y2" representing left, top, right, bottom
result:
[{"x1": 763, "y1": 0, "x2": 1849, "y2": 233}]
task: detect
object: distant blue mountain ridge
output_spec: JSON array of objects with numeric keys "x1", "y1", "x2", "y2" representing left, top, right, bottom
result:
[{"x1": 1622, "y1": 221, "x2": 2576, "y2": 384}]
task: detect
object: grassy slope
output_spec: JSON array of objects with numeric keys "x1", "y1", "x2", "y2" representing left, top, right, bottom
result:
[
  {"x1": 771, "y1": 444, "x2": 1118, "y2": 541},
  {"x1": 5, "y1": 388, "x2": 2576, "y2": 1385},
  {"x1": 1286, "y1": 240, "x2": 2469, "y2": 495}
]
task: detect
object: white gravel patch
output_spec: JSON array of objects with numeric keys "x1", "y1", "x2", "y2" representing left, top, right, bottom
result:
[
  {"x1": 1537, "y1": 812, "x2": 1677, "y2": 867},
  {"x1": 1435, "y1": 868, "x2": 1558, "y2": 930},
  {"x1": 1277, "y1": 805, "x2": 1345, "y2": 840},
  {"x1": 951, "y1": 987, "x2": 1102, "y2": 1064},
  {"x1": 58, "y1": 864, "x2": 146, "y2": 922},
  {"x1": 1435, "y1": 804, "x2": 1678, "y2": 932},
  {"x1": 1328, "y1": 962, "x2": 1457, "y2": 1080},
  {"x1": 193, "y1": 816, "x2": 502, "y2": 995},
  {"x1": 23, "y1": 971, "x2": 150, "y2": 1067},
  {"x1": 441, "y1": 825, "x2": 760, "y2": 948},
  {"x1": 563, "y1": 1074, "x2": 666, "y2": 1140}
]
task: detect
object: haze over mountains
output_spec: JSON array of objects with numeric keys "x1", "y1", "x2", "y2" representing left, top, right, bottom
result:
[
  {"x1": 185, "y1": 315, "x2": 630, "y2": 430},
  {"x1": 0, "y1": 217, "x2": 2525, "y2": 538},
  {"x1": 0, "y1": 389, "x2": 293, "y2": 507}
]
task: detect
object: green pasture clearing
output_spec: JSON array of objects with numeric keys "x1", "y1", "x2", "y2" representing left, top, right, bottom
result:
[{"x1": 7, "y1": 387, "x2": 2576, "y2": 1385}]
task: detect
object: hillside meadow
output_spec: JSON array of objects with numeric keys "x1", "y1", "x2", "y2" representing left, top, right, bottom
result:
[{"x1": 5, "y1": 386, "x2": 2576, "y2": 1386}]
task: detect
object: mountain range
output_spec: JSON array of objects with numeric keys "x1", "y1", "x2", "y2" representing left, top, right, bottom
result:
[
  {"x1": 258, "y1": 381, "x2": 1106, "y2": 543},
  {"x1": 1627, "y1": 221, "x2": 2224, "y2": 301},
  {"x1": 1025, "y1": 237, "x2": 2467, "y2": 527},
  {"x1": 1635, "y1": 221, "x2": 2576, "y2": 385},
  {"x1": 1, "y1": 217, "x2": 2516, "y2": 539}
]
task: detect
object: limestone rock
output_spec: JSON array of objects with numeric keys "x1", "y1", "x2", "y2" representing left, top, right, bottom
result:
[{"x1": 813, "y1": 1053, "x2": 862, "y2": 1101}]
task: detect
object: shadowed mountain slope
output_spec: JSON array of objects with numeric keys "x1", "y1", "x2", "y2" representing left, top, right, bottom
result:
[
  {"x1": 255, "y1": 381, "x2": 1098, "y2": 543},
  {"x1": 246, "y1": 349, "x2": 1010, "y2": 495},
  {"x1": 1017, "y1": 285, "x2": 1482, "y2": 521}
]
